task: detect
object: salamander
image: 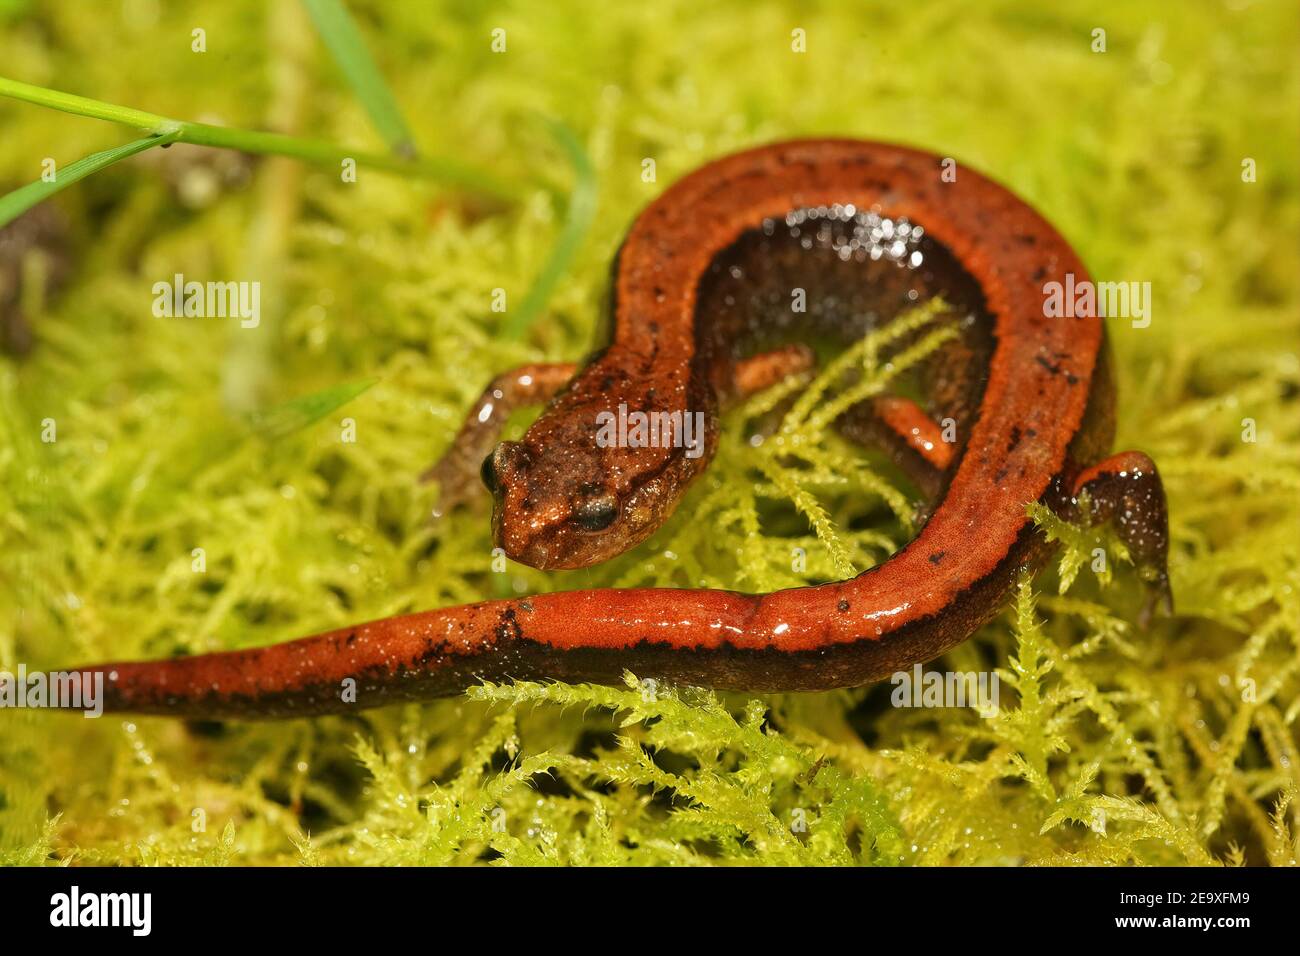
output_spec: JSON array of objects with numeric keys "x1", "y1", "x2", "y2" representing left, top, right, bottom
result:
[{"x1": 60, "y1": 139, "x2": 1171, "y2": 718}]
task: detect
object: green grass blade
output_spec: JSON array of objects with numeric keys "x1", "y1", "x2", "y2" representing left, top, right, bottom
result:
[
  {"x1": 501, "y1": 120, "x2": 598, "y2": 340},
  {"x1": 0, "y1": 75, "x2": 174, "y2": 129},
  {"x1": 245, "y1": 378, "x2": 377, "y2": 440},
  {"x1": 0, "y1": 131, "x2": 178, "y2": 229},
  {"x1": 0, "y1": 76, "x2": 517, "y2": 201},
  {"x1": 301, "y1": 0, "x2": 416, "y2": 156}
]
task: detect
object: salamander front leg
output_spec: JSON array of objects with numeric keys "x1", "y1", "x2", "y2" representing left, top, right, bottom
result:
[
  {"x1": 730, "y1": 344, "x2": 817, "y2": 398},
  {"x1": 423, "y1": 362, "x2": 577, "y2": 514},
  {"x1": 1071, "y1": 450, "x2": 1173, "y2": 626}
]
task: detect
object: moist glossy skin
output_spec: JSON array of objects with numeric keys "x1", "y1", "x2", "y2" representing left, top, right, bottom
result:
[
  {"x1": 492, "y1": 184, "x2": 997, "y2": 569},
  {"x1": 61, "y1": 139, "x2": 1172, "y2": 718}
]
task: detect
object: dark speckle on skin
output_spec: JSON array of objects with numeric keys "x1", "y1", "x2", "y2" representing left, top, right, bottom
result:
[
  {"x1": 495, "y1": 608, "x2": 523, "y2": 644},
  {"x1": 837, "y1": 599, "x2": 850, "y2": 612},
  {"x1": 1035, "y1": 354, "x2": 1080, "y2": 385},
  {"x1": 928, "y1": 551, "x2": 946, "y2": 565}
]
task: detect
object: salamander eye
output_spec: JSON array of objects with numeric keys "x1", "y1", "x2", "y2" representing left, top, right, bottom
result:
[
  {"x1": 574, "y1": 496, "x2": 618, "y2": 532},
  {"x1": 480, "y1": 452, "x2": 501, "y2": 494}
]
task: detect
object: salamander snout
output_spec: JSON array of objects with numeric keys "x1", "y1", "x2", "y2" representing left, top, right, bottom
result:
[{"x1": 481, "y1": 438, "x2": 659, "y2": 571}]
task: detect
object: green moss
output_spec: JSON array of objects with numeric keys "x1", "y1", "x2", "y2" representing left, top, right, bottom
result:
[{"x1": 1, "y1": 0, "x2": 1297, "y2": 866}]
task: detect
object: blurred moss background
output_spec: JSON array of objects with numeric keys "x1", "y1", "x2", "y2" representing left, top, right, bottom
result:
[{"x1": 0, "y1": 0, "x2": 1297, "y2": 865}]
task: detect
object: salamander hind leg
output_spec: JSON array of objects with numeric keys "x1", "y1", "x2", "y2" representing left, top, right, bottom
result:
[
  {"x1": 730, "y1": 350, "x2": 952, "y2": 500},
  {"x1": 423, "y1": 362, "x2": 577, "y2": 514},
  {"x1": 834, "y1": 395, "x2": 953, "y2": 502},
  {"x1": 1070, "y1": 450, "x2": 1173, "y2": 627}
]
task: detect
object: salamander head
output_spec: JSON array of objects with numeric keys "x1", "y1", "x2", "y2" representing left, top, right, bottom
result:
[{"x1": 479, "y1": 438, "x2": 679, "y2": 571}]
